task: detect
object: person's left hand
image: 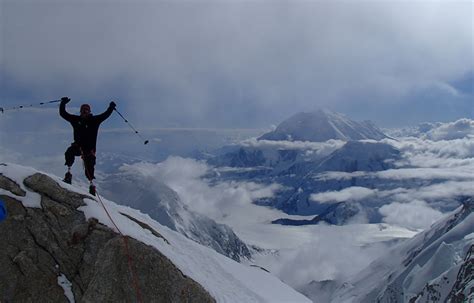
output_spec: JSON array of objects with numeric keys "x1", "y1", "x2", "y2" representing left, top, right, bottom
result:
[{"x1": 109, "y1": 101, "x2": 116, "y2": 109}]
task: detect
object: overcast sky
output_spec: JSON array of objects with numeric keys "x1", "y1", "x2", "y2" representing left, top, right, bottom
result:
[{"x1": 1, "y1": 0, "x2": 473, "y2": 129}]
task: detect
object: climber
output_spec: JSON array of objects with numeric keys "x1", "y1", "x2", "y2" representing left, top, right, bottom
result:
[
  {"x1": 0, "y1": 198, "x2": 7, "y2": 222},
  {"x1": 59, "y1": 97, "x2": 116, "y2": 195}
]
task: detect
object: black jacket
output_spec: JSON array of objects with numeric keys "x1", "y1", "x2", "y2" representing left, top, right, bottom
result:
[{"x1": 60, "y1": 102, "x2": 114, "y2": 151}]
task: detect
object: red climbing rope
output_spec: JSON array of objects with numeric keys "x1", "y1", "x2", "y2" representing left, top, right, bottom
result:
[
  {"x1": 82, "y1": 158, "x2": 143, "y2": 303},
  {"x1": 95, "y1": 190, "x2": 144, "y2": 303}
]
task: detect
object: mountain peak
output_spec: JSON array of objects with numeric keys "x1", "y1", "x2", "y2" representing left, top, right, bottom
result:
[{"x1": 259, "y1": 109, "x2": 387, "y2": 142}]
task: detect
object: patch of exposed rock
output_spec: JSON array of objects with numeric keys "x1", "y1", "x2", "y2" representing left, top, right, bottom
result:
[{"x1": 0, "y1": 173, "x2": 215, "y2": 302}]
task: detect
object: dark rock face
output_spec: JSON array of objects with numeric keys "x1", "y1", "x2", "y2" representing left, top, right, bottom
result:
[
  {"x1": 373, "y1": 199, "x2": 474, "y2": 303},
  {"x1": 271, "y1": 216, "x2": 321, "y2": 226},
  {"x1": 81, "y1": 237, "x2": 214, "y2": 303},
  {"x1": 187, "y1": 214, "x2": 251, "y2": 262},
  {"x1": 0, "y1": 173, "x2": 215, "y2": 302},
  {"x1": 0, "y1": 174, "x2": 26, "y2": 196},
  {"x1": 230, "y1": 148, "x2": 267, "y2": 167},
  {"x1": 446, "y1": 244, "x2": 474, "y2": 302},
  {"x1": 407, "y1": 244, "x2": 474, "y2": 303},
  {"x1": 272, "y1": 202, "x2": 365, "y2": 226},
  {"x1": 209, "y1": 147, "x2": 267, "y2": 168}
]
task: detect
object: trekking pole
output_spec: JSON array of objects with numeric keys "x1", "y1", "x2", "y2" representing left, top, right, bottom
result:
[
  {"x1": 0, "y1": 99, "x2": 61, "y2": 113},
  {"x1": 113, "y1": 108, "x2": 149, "y2": 145}
]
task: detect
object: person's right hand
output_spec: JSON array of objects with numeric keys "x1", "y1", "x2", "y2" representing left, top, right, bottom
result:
[{"x1": 61, "y1": 97, "x2": 71, "y2": 104}]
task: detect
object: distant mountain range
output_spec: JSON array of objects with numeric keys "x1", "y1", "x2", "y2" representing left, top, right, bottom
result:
[
  {"x1": 259, "y1": 109, "x2": 387, "y2": 142},
  {"x1": 210, "y1": 138, "x2": 403, "y2": 218},
  {"x1": 208, "y1": 111, "x2": 469, "y2": 224}
]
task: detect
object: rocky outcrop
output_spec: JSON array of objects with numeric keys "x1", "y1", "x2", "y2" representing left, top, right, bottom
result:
[
  {"x1": 0, "y1": 174, "x2": 26, "y2": 196},
  {"x1": 445, "y1": 244, "x2": 474, "y2": 302},
  {"x1": 0, "y1": 173, "x2": 215, "y2": 302},
  {"x1": 407, "y1": 244, "x2": 474, "y2": 303}
]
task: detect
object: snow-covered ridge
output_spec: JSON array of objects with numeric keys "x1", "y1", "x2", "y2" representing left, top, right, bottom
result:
[
  {"x1": 99, "y1": 169, "x2": 251, "y2": 262},
  {"x1": 331, "y1": 198, "x2": 474, "y2": 302},
  {"x1": 0, "y1": 163, "x2": 310, "y2": 303}
]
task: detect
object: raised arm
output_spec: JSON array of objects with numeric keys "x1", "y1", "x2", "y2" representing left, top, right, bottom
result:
[
  {"x1": 95, "y1": 101, "x2": 116, "y2": 123},
  {"x1": 59, "y1": 97, "x2": 74, "y2": 122}
]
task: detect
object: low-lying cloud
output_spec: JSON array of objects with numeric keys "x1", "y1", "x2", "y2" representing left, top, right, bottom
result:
[
  {"x1": 379, "y1": 200, "x2": 443, "y2": 230},
  {"x1": 119, "y1": 157, "x2": 285, "y2": 226},
  {"x1": 274, "y1": 229, "x2": 390, "y2": 287},
  {"x1": 310, "y1": 186, "x2": 377, "y2": 203},
  {"x1": 239, "y1": 138, "x2": 347, "y2": 161},
  {"x1": 241, "y1": 138, "x2": 346, "y2": 152},
  {"x1": 424, "y1": 118, "x2": 474, "y2": 141}
]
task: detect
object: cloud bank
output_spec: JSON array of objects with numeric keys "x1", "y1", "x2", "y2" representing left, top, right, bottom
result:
[
  {"x1": 2, "y1": 1, "x2": 472, "y2": 127},
  {"x1": 379, "y1": 200, "x2": 443, "y2": 230},
  {"x1": 424, "y1": 119, "x2": 474, "y2": 141},
  {"x1": 118, "y1": 157, "x2": 285, "y2": 227},
  {"x1": 310, "y1": 187, "x2": 377, "y2": 204}
]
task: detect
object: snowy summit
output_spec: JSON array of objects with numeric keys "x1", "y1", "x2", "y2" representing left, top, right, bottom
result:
[{"x1": 259, "y1": 109, "x2": 387, "y2": 142}]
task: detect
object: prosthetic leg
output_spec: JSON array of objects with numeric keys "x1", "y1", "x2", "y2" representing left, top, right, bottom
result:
[{"x1": 63, "y1": 167, "x2": 72, "y2": 184}]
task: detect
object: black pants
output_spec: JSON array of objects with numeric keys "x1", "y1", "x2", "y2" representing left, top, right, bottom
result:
[{"x1": 65, "y1": 143, "x2": 96, "y2": 181}]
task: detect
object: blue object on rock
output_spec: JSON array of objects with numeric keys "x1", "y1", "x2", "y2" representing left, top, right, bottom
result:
[{"x1": 0, "y1": 199, "x2": 7, "y2": 222}]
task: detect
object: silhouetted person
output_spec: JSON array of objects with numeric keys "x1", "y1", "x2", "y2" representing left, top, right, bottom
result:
[{"x1": 59, "y1": 96, "x2": 116, "y2": 195}]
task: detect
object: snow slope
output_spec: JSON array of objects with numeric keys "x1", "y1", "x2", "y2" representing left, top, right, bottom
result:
[
  {"x1": 99, "y1": 169, "x2": 251, "y2": 262},
  {"x1": 331, "y1": 198, "x2": 474, "y2": 302},
  {"x1": 0, "y1": 163, "x2": 310, "y2": 303}
]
